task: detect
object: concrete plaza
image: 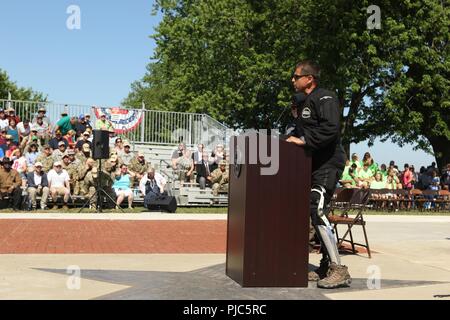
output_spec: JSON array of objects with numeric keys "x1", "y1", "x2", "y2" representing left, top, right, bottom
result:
[{"x1": 0, "y1": 213, "x2": 449, "y2": 300}]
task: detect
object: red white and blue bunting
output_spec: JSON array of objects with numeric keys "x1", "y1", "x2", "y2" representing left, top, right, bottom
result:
[{"x1": 93, "y1": 107, "x2": 143, "y2": 134}]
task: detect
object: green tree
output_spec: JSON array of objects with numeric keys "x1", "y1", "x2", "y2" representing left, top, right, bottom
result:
[
  {"x1": 125, "y1": 0, "x2": 450, "y2": 167},
  {"x1": 0, "y1": 68, "x2": 46, "y2": 101}
]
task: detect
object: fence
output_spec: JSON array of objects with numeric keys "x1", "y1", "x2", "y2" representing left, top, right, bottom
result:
[{"x1": 0, "y1": 99, "x2": 230, "y2": 149}]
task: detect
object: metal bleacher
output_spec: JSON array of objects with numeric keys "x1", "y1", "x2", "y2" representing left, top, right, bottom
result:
[
  {"x1": 0, "y1": 98, "x2": 231, "y2": 208},
  {"x1": 134, "y1": 144, "x2": 229, "y2": 207}
]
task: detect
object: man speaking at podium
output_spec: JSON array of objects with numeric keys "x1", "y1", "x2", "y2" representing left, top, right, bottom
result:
[{"x1": 286, "y1": 60, "x2": 351, "y2": 289}]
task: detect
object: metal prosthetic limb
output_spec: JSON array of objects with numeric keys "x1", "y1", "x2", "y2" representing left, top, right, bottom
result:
[{"x1": 311, "y1": 186, "x2": 341, "y2": 265}]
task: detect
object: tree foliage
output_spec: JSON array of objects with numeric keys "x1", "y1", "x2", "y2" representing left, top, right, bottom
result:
[
  {"x1": 0, "y1": 68, "x2": 46, "y2": 102},
  {"x1": 125, "y1": 0, "x2": 450, "y2": 167}
]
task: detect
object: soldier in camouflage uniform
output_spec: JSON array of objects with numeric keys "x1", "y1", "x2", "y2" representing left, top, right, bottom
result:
[
  {"x1": 61, "y1": 153, "x2": 80, "y2": 195},
  {"x1": 52, "y1": 141, "x2": 67, "y2": 163},
  {"x1": 210, "y1": 160, "x2": 229, "y2": 196},
  {"x1": 76, "y1": 143, "x2": 93, "y2": 164},
  {"x1": 78, "y1": 158, "x2": 96, "y2": 196},
  {"x1": 36, "y1": 145, "x2": 54, "y2": 173},
  {"x1": 128, "y1": 152, "x2": 150, "y2": 186},
  {"x1": 85, "y1": 167, "x2": 115, "y2": 209}
]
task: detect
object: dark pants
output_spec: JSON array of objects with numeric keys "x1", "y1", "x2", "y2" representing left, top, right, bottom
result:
[{"x1": 0, "y1": 187, "x2": 23, "y2": 210}]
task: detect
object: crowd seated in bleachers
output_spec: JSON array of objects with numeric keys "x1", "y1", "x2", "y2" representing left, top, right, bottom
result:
[
  {"x1": 0, "y1": 106, "x2": 175, "y2": 211},
  {"x1": 338, "y1": 152, "x2": 450, "y2": 211}
]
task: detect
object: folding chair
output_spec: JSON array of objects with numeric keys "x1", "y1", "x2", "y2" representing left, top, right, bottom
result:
[{"x1": 328, "y1": 188, "x2": 372, "y2": 258}]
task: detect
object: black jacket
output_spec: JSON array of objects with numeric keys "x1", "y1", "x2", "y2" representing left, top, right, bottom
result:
[
  {"x1": 296, "y1": 87, "x2": 346, "y2": 172},
  {"x1": 196, "y1": 161, "x2": 212, "y2": 183},
  {"x1": 26, "y1": 172, "x2": 49, "y2": 188}
]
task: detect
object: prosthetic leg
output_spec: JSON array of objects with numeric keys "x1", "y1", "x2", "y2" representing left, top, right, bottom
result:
[{"x1": 309, "y1": 185, "x2": 351, "y2": 288}]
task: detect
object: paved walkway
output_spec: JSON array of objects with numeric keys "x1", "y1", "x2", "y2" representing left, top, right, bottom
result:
[{"x1": 0, "y1": 214, "x2": 449, "y2": 300}]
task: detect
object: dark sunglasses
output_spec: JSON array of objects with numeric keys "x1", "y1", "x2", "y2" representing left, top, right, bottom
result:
[{"x1": 292, "y1": 73, "x2": 311, "y2": 81}]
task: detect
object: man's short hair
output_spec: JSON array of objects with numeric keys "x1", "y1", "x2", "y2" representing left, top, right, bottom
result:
[{"x1": 295, "y1": 60, "x2": 320, "y2": 80}]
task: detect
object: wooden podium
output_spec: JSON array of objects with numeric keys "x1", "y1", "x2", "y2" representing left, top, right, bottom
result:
[{"x1": 226, "y1": 132, "x2": 312, "y2": 287}]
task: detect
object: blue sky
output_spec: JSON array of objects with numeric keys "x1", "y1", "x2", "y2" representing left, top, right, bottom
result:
[{"x1": 0, "y1": 1, "x2": 435, "y2": 167}]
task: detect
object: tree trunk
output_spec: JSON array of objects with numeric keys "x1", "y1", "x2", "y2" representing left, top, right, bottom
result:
[{"x1": 428, "y1": 135, "x2": 450, "y2": 171}]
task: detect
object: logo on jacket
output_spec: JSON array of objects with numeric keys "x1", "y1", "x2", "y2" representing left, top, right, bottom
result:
[{"x1": 302, "y1": 107, "x2": 312, "y2": 119}]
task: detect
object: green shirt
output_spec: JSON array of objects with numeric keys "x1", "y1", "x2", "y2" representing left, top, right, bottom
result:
[
  {"x1": 370, "y1": 180, "x2": 386, "y2": 189},
  {"x1": 357, "y1": 168, "x2": 374, "y2": 180},
  {"x1": 341, "y1": 171, "x2": 356, "y2": 186},
  {"x1": 56, "y1": 116, "x2": 75, "y2": 135}
]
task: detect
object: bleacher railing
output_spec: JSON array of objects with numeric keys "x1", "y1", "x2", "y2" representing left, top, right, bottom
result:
[{"x1": 0, "y1": 99, "x2": 229, "y2": 149}]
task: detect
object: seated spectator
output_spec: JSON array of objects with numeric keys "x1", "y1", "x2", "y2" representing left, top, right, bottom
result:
[
  {"x1": 95, "y1": 114, "x2": 114, "y2": 132},
  {"x1": 425, "y1": 170, "x2": 441, "y2": 210},
  {"x1": 36, "y1": 145, "x2": 54, "y2": 173},
  {"x1": 402, "y1": 164, "x2": 413, "y2": 190},
  {"x1": 55, "y1": 112, "x2": 77, "y2": 136},
  {"x1": 17, "y1": 119, "x2": 31, "y2": 142},
  {"x1": 84, "y1": 114, "x2": 93, "y2": 129},
  {"x1": 0, "y1": 157, "x2": 23, "y2": 210},
  {"x1": 210, "y1": 144, "x2": 225, "y2": 171},
  {"x1": 0, "y1": 109, "x2": 9, "y2": 131},
  {"x1": 171, "y1": 143, "x2": 186, "y2": 169},
  {"x1": 112, "y1": 164, "x2": 134, "y2": 210},
  {"x1": 140, "y1": 168, "x2": 167, "y2": 209},
  {"x1": 129, "y1": 152, "x2": 150, "y2": 185},
  {"x1": 26, "y1": 162, "x2": 50, "y2": 210},
  {"x1": 196, "y1": 152, "x2": 213, "y2": 189},
  {"x1": 410, "y1": 165, "x2": 418, "y2": 189},
  {"x1": 113, "y1": 137, "x2": 124, "y2": 155},
  {"x1": 370, "y1": 172, "x2": 387, "y2": 190},
  {"x1": 442, "y1": 164, "x2": 450, "y2": 190},
  {"x1": 378, "y1": 164, "x2": 388, "y2": 181},
  {"x1": 52, "y1": 141, "x2": 67, "y2": 162},
  {"x1": 49, "y1": 130, "x2": 69, "y2": 150},
  {"x1": 210, "y1": 160, "x2": 229, "y2": 196},
  {"x1": 6, "y1": 107, "x2": 21, "y2": 125},
  {"x1": 3, "y1": 135, "x2": 18, "y2": 158},
  {"x1": 174, "y1": 149, "x2": 194, "y2": 183},
  {"x1": 362, "y1": 152, "x2": 378, "y2": 173},
  {"x1": 339, "y1": 163, "x2": 357, "y2": 188},
  {"x1": 32, "y1": 107, "x2": 52, "y2": 128},
  {"x1": 0, "y1": 128, "x2": 7, "y2": 145},
  {"x1": 75, "y1": 131, "x2": 92, "y2": 151},
  {"x1": 75, "y1": 114, "x2": 88, "y2": 138},
  {"x1": 386, "y1": 168, "x2": 402, "y2": 190},
  {"x1": 120, "y1": 142, "x2": 134, "y2": 166},
  {"x1": 350, "y1": 153, "x2": 361, "y2": 169},
  {"x1": 7, "y1": 118, "x2": 19, "y2": 145},
  {"x1": 84, "y1": 167, "x2": 115, "y2": 209},
  {"x1": 356, "y1": 161, "x2": 374, "y2": 189},
  {"x1": 78, "y1": 158, "x2": 97, "y2": 196},
  {"x1": 192, "y1": 144, "x2": 204, "y2": 165},
  {"x1": 389, "y1": 160, "x2": 399, "y2": 175},
  {"x1": 47, "y1": 162, "x2": 71, "y2": 210},
  {"x1": 25, "y1": 143, "x2": 40, "y2": 171},
  {"x1": 11, "y1": 149, "x2": 28, "y2": 181},
  {"x1": 33, "y1": 115, "x2": 52, "y2": 145},
  {"x1": 64, "y1": 130, "x2": 77, "y2": 149},
  {"x1": 20, "y1": 126, "x2": 42, "y2": 153},
  {"x1": 76, "y1": 143, "x2": 92, "y2": 163}
]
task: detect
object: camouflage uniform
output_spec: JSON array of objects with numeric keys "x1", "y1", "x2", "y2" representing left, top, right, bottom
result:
[
  {"x1": 76, "y1": 151, "x2": 92, "y2": 164},
  {"x1": 120, "y1": 151, "x2": 134, "y2": 166},
  {"x1": 62, "y1": 160, "x2": 80, "y2": 195},
  {"x1": 210, "y1": 161, "x2": 229, "y2": 196},
  {"x1": 36, "y1": 153, "x2": 54, "y2": 173},
  {"x1": 85, "y1": 169, "x2": 115, "y2": 208},
  {"x1": 52, "y1": 149, "x2": 66, "y2": 163},
  {"x1": 129, "y1": 157, "x2": 150, "y2": 186}
]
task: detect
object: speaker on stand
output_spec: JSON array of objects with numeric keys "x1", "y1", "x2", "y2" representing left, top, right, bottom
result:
[{"x1": 79, "y1": 130, "x2": 123, "y2": 213}]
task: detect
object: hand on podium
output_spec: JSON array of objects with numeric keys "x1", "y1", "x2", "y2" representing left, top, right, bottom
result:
[{"x1": 286, "y1": 136, "x2": 306, "y2": 146}]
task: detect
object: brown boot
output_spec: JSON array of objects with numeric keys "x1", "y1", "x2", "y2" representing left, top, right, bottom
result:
[
  {"x1": 317, "y1": 263, "x2": 351, "y2": 289},
  {"x1": 308, "y1": 258, "x2": 330, "y2": 281}
]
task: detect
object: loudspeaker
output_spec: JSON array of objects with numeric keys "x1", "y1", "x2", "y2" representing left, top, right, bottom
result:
[
  {"x1": 146, "y1": 196, "x2": 177, "y2": 213},
  {"x1": 93, "y1": 130, "x2": 110, "y2": 159}
]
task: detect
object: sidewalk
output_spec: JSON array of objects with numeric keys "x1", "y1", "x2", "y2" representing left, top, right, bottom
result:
[{"x1": 0, "y1": 214, "x2": 449, "y2": 300}]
